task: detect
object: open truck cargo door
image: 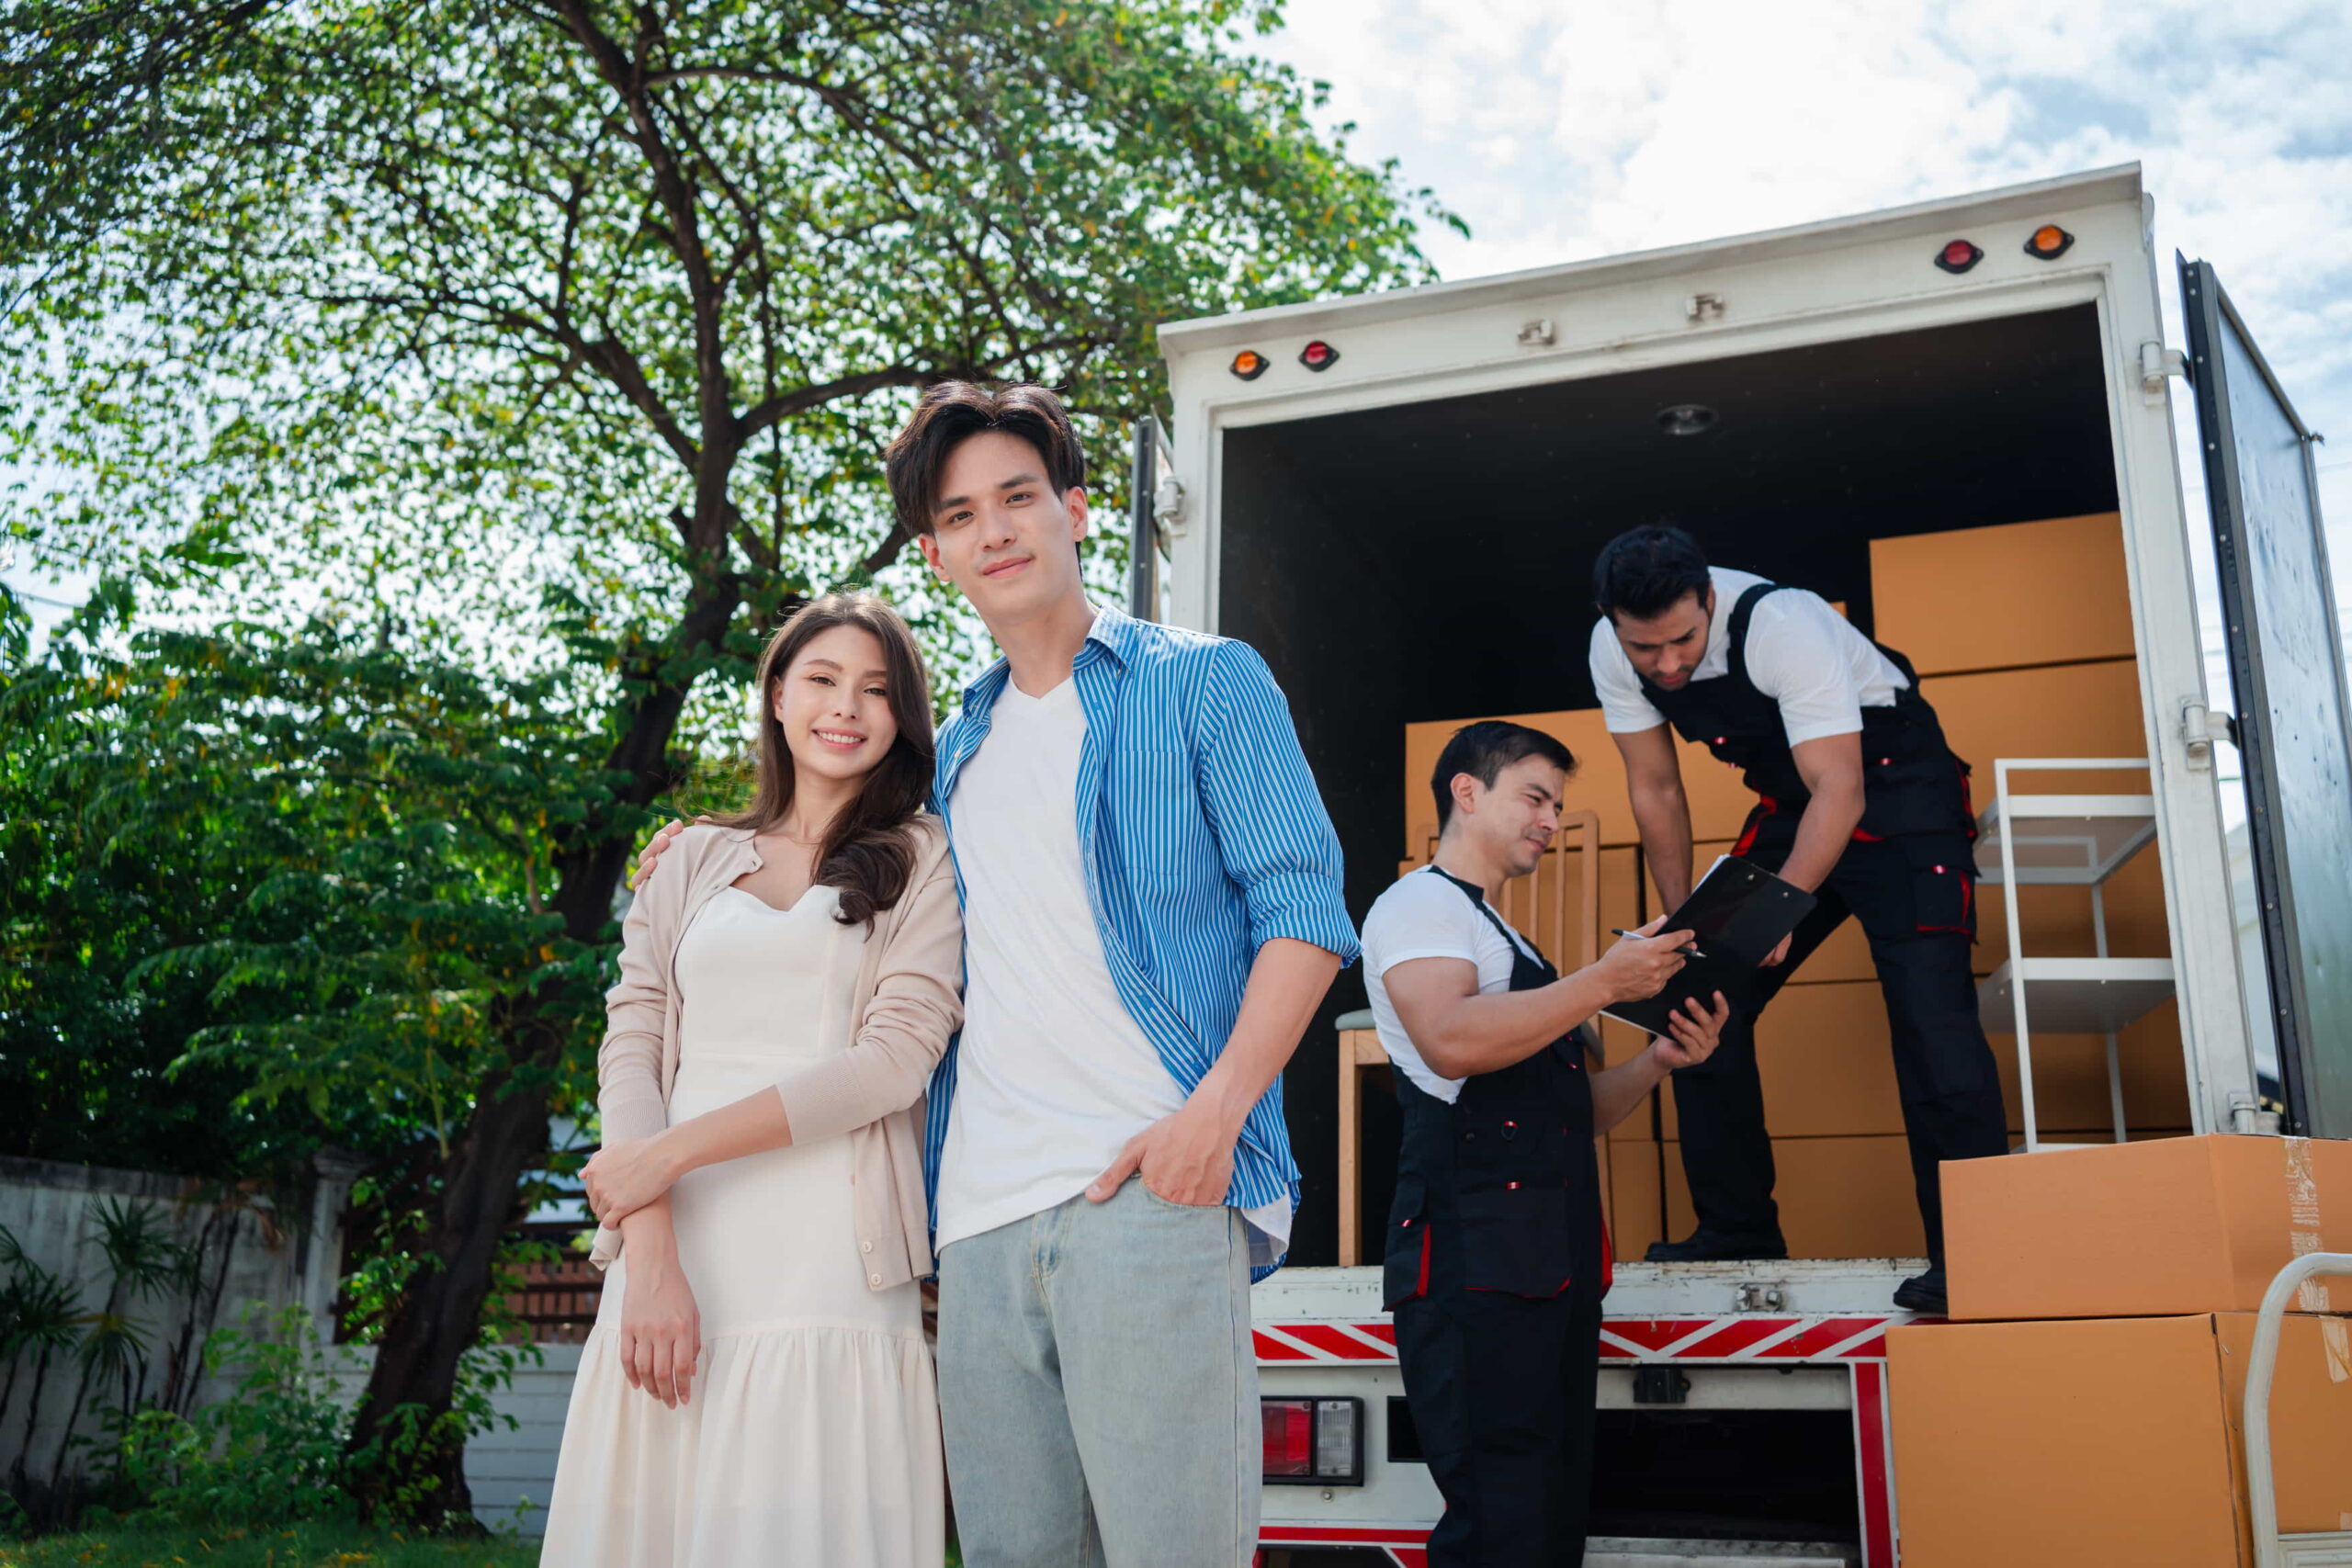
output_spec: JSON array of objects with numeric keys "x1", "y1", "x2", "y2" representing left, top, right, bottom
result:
[
  {"x1": 1127, "y1": 413, "x2": 1175, "y2": 624},
  {"x1": 2178, "y1": 258, "x2": 2352, "y2": 1138}
]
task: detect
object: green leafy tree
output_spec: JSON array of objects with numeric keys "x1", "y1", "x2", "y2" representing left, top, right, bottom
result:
[
  {"x1": 3, "y1": 589, "x2": 608, "y2": 1522},
  {"x1": 4, "y1": 0, "x2": 1447, "y2": 1524}
]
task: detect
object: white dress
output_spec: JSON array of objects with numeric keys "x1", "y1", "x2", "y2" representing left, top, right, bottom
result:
[{"x1": 542, "y1": 886, "x2": 945, "y2": 1567}]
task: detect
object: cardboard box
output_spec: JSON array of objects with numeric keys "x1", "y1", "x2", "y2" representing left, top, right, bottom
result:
[
  {"x1": 1609, "y1": 1136, "x2": 1666, "y2": 1262},
  {"x1": 1616, "y1": 982, "x2": 2188, "y2": 1152},
  {"x1": 1920, "y1": 658, "x2": 2146, "y2": 798},
  {"x1": 1887, "y1": 1311, "x2": 2352, "y2": 1567},
  {"x1": 1944, "y1": 1134, "x2": 2352, "y2": 1321},
  {"x1": 1974, "y1": 831, "x2": 2172, "y2": 973},
  {"x1": 1988, "y1": 1001, "x2": 2195, "y2": 1136},
  {"x1": 1665, "y1": 1134, "x2": 1927, "y2": 1260},
  {"x1": 1871, "y1": 513, "x2": 2133, "y2": 677}
]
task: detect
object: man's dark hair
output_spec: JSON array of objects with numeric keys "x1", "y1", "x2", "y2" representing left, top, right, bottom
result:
[
  {"x1": 884, "y1": 381, "x2": 1086, "y2": 539},
  {"x1": 1591, "y1": 524, "x2": 1712, "y2": 619},
  {"x1": 1432, "y1": 720, "x2": 1578, "y2": 832}
]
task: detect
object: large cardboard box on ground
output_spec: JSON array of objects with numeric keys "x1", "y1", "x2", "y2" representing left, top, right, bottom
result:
[
  {"x1": 1666, "y1": 1134, "x2": 1926, "y2": 1259},
  {"x1": 1870, "y1": 513, "x2": 2133, "y2": 676},
  {"x1": 1944, "y1": 1134, "x2": 2352, "y2": 1320},
  {"x1": 1887, "y1": 1312, "x2": 2352, "y2": 1567}
]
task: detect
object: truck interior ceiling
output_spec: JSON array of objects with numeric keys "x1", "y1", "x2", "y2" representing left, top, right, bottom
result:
[{"x1": 1224, "y1": 300, "x2": 2172, "y2": 1269}]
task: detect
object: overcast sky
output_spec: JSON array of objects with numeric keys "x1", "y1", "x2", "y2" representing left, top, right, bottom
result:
[{"x1": 1250, "y1": 0, "x2": 2352, "y2": 646}]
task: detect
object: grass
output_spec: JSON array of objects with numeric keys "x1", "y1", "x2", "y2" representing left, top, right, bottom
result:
[
  {"x1": 1, "y1": 1528, "x2": 967, "y2": 1566},
  {"x1": 0, "y1": 1524, "x2": 541, "y2": 1568}
]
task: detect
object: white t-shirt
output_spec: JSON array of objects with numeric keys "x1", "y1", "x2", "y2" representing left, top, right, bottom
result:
[
  {"x1": 933, "y1": 675, "x2": 1289, "y2": 1255},
  {"x1": 1361, "y1": 866, "x2": 1545, "y2": 1105},
  {"x1": 1588, "y1": 567, "x2": 1908, "y2": 747}
]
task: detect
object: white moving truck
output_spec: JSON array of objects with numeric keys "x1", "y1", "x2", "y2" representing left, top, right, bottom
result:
[{"x1": 1128, "y1": 164, "x2": 2350, "y2": 1566}]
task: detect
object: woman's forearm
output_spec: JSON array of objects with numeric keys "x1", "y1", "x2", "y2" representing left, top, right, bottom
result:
[
  {"x1": 617, "y1": 1193, "x2": 678, "y2": 1257},
  {"x1": 655, "y1": 1086, "x2": 796, "y2": 1183}
]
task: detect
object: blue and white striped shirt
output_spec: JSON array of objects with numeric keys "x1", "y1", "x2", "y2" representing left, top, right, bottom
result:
[{"x1": 922, "y1": 605, "x2": 1360, "y2": 1280}]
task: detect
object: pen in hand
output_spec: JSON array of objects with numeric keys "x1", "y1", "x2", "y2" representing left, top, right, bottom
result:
[{"x1": 1611, "y1": 928, "x2": 1704, "y2": 960}]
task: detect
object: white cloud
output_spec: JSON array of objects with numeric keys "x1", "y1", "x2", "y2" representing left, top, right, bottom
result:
[{"x1": 1255, "y1": 0, "x2": 2352, "y2": 661}]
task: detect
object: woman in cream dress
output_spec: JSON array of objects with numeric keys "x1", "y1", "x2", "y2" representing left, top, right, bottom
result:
[{"x1": 543, "y1": 592, "x2": 963, "y2": 1567}]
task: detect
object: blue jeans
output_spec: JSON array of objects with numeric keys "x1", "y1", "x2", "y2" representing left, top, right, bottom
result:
[{"x1": 936, "y1": 1178, "x2": 1258, "y2": 1567}]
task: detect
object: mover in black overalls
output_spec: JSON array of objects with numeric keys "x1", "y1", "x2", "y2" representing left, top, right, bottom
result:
[
  {"x1": 1587, "y1": 525, "x2": 2010, "y2": 1314},
  {"x1": 1362, "y1": 721, "x2": 1731, "y2": 1566}
]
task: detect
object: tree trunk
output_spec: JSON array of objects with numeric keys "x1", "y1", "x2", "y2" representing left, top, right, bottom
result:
[{"x1": 343, "y1": 568, "x2": 742, "y2": 1530}]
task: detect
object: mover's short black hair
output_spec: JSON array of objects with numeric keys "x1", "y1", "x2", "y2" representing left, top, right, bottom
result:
[
  {"x1": 1592, "y1": 524, "x2": 1711, "y2": 619},
  {"x1": 1432, "y1": 721, "x2": 1578, "y2": 832}
]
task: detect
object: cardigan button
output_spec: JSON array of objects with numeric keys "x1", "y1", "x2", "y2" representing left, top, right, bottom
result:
[
  {"x1": 860, "y1": 1240, "x2": 874, "y2": 1254},
  {"x1": 868, "y1": 1273, "x2": 882, "y2": 1287}
]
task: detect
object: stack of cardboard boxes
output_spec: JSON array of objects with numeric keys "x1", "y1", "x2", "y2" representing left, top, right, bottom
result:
[
  {"x1": 1396, "y1": 513, "x2": 2188, "y2": 1262},
  {"x1": 1890, "y1": 1135, "x2": 2352, "y2": 1564}
]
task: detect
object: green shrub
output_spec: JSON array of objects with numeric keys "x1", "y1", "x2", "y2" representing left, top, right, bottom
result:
[{"x1": 114, "y1": 1306, "x2": 352, "y2": 1530}]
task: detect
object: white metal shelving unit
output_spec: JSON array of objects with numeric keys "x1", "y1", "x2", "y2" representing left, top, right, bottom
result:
[{"x1": 1974, "y1": 758, "x2": 2175, "y2": 1152}]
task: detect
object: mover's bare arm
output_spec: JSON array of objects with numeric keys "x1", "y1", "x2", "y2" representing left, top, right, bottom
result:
[
  {"x1": 1614, "y1": 724, "x2": 1696, "y2": 911},
  {"x1": 1385, "y1": 934, "x2": 1729, "y2": 1134},
  {"x1": 1775, "y1": 731, "x2": 1867, "y2": 894}
]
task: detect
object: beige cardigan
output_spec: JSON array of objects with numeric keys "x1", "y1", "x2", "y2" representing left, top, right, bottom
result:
[{"x1": 588, "y1": 816, "x2": 964, "y2": 1291}]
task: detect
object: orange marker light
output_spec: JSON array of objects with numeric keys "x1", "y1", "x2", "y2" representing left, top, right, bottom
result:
[
  {"x1": 2023, "y1": 224, "x2": 2075, "y2": 260},
  {"x1": 1229, "y1": 349, "x2": 1269, "y2": 381}
]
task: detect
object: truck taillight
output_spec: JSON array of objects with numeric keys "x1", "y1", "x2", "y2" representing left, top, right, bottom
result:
[{"x1": 1260, "y1": 1396, "x2": 1364, "y2": 1485}]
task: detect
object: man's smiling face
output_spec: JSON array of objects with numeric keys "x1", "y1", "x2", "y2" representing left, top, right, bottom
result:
[{"x1": 916, "y1": 429, "x2": 1089, "y2": 630}]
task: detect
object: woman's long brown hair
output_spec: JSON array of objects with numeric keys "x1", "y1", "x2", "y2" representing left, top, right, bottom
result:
[{"x1": 718, "y1": 592, "x2": 935, "y2": 928}]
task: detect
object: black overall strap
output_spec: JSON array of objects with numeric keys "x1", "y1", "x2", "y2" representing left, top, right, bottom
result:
[
  {"x1": 1722, "y1": 581, "x2": 1787, "y2": 691},
  {"x1": 1427, "y1": 865, "x2": 1553, "y2": 980},
  {"x1": 1426, "y1": 866, "x2": 1599, "y2": 1066}
]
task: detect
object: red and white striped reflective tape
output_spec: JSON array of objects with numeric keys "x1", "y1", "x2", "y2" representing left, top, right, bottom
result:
[
  {"x1": 1253, "y1": 1321, "x2": 1396, "y2": 1363},
  {"x1": 1597, "y1": 1314, "x2": 1910, "y2": 1362},
  {"x1": 1254, "y1": 1314, "x2": 1917, "y2": 1367}
]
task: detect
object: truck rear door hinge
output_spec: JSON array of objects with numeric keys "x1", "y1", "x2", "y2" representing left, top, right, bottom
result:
[
  {"x1": 1152, "y1": 473, "x2": 1188, "y2": 539},
  {"x1": 2142, "y1": 340, "x2": 2188, "y2": 401},
  {"x1": 2228, "y1": 1090, "x2": 2281, "y2": 1136},
  {"x1": 2180, "y1": 699, "x2": 2235, "y2": 771}
]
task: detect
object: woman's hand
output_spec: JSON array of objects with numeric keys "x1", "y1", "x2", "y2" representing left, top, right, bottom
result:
[
  {"x1": 583, "y1": 1136, "x2": 679, "y2": 1229},
  {"x1": 617, "y1": 1245, "x2": 701, "y2": 1409},
  {"x1": 1648, "y1": 991, "x2": 1733, "y2": 1071},
  {"x1": 1594, "y1": 915, "x2": 1694, "y2": 1002}
]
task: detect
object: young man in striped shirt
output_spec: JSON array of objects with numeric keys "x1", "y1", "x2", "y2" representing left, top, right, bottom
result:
[
  {"x1": 635, "y1": 382, "x2": 1351, "y2": 1562},
  {"x1": 914, "y1": 382, "x2": 1357, "y2": 1563}
]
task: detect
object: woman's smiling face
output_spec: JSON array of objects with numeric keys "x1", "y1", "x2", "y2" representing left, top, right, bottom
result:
[{"x1": 772, "y1": 622, "x2": 901, "y2": 790}]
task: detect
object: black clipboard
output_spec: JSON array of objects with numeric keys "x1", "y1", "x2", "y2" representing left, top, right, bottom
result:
[{"x1": 1598, "y1": 857, "x2": 1816, "y2": 1036}]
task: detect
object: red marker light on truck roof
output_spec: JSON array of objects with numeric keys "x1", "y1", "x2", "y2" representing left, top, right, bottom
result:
[
  {"x1": 1228, "y1": 349, "x2": 1269, "y2": 381},
  {"x1": 2024, "y1": 224, "x2": 2075, "y2": 260},
  {"x1": 1935, "y1": 239, "x2": 1984, "y2": 274},
  {"x1": 1298, "y1": 339, "x2": 1340, "y2": 371}
]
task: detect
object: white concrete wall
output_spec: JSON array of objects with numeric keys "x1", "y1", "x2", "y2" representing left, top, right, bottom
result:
[{"x1": 0, "y1": 1153, "x2": 356, "y2": 1492}]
